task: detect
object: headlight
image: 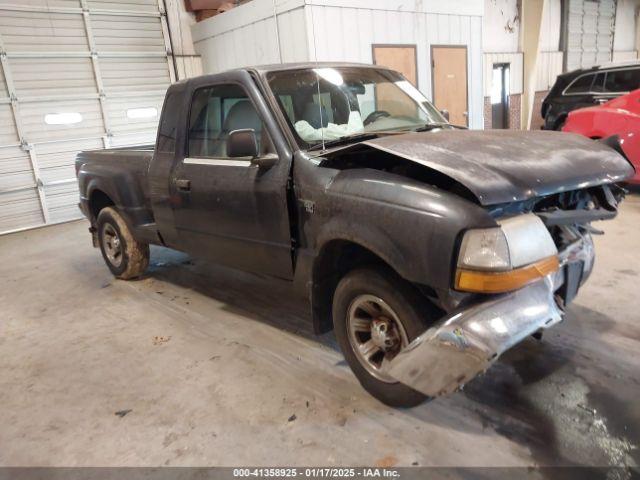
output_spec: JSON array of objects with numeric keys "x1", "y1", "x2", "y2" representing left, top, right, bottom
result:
[{"x1": 455, "y1": 214, "x2": 559, "y2": 293}]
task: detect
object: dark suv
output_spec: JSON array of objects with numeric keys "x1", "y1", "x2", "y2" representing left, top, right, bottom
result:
[{"x1": 542, "y1": 61, "x2": 640, "y2": 130}]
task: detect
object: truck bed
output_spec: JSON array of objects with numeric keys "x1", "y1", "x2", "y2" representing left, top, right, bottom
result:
[{"x1": 76, "y1": 145, "x2": 157, "y2": 238}]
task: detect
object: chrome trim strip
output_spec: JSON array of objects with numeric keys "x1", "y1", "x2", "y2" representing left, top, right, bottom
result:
[{"x1": 183, "y1": 157, "x2": 252, "y2": 167}]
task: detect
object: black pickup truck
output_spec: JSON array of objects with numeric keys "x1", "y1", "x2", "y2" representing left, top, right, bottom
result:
[{"x1": 76, "y1": 62, "x2": 634, "y2": 407}]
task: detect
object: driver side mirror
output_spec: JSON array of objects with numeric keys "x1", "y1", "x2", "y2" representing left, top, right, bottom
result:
[
  {"x1": 227, "y1": 129, "x2": 258, "y2": 158},
  {"x1": 227, "y1": 129, "x2": 278, "y2": 168},
  {"x1": 440, "y1": 109, "x2": 450, "y2": 122}
]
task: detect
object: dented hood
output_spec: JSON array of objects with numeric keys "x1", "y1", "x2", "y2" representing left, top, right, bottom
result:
[{"x1": 361, "y1": 130, "x2": 635, "y2": 205}]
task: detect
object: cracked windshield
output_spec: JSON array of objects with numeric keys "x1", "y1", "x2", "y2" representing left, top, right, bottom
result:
[{"x1": 267, "y1": 67, "x2": 445, "y2": 148}]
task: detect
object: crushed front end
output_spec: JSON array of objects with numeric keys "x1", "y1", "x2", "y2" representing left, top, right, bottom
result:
[{"x1": 385, "y1": 184, "x2": 623, "y2": 397}]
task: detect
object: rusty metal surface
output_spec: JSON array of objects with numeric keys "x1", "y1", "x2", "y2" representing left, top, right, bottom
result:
[{"x1": 362, "y1": 129, "x2": 634, "y2": 205}]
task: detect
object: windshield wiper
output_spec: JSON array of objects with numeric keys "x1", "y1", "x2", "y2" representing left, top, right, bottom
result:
[
  {"x1": 413, "y1": 122, "x2": 467, "y2": 132},
  {"x1": 307, "y1": 132, "x2": 380, "y2": 151}
]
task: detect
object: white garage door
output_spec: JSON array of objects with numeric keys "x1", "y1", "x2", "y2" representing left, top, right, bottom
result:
[
  {"x1": 0, "y1": 0, "x2": 175, "y2": 234},
  {"x1": 564, "y1": 0, "x2": 617, "y2": 71}
]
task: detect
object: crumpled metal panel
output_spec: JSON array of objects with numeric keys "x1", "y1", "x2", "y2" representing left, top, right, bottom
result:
[
  {"x1": 363, "y1": 129, "x2": 634, "y2": 205},
  {"x1": 385, "y1": 276, "x2": 564, "y2": 397}
]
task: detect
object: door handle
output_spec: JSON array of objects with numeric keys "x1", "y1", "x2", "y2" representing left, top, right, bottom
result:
[{"x1": 175, "y1": 179, "x2": 191, "y2": 191}]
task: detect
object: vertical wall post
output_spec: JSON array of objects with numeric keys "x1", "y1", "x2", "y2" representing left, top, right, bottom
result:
[{"x1": 521, "y1": 0, "x2": 546, "y2": 130}]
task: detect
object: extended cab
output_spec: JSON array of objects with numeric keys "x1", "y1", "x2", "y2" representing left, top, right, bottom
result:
[{"x1": 77, "y1": 63, "x2": 635, "y2": 407}]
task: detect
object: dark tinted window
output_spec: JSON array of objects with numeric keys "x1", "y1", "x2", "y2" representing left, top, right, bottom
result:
[
  {"x1": 604, "y1": 68, "x2": 640, "y2": 93},
  {"x1": 188, "y1": 84, "x2": 272, "y2": 158},
  {"x1": 591, "y1": 72, "x2": 606, "y2": 93},
  {"x1": 565, "y1": 74, "x2": 596, "y2": 94}
]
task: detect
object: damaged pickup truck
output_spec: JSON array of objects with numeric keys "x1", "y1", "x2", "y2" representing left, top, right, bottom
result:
[{"x1": 76, "y1": 63, "x2": 635, "y2": 407}]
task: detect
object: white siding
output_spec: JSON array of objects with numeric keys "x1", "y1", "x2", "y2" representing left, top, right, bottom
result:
[
  {"x1": 307, "y1": 5, "x2": 484, "y2": 129},
  {"x1": 194, "y1": 8, "x2": 307, "y2": 73},
  {"x1": 540, "y1": 0, "x2": 562, "y2": 52},
  {"x1": 612, "y1": 50, "x2": 639, "y2": 62},
  {"x1": 613, "y1": 0, "x2": 638, "y2": 60},
  {"x1": 193, "y1": 0, "x2": 485, "y2": 129},
  {"x1": 613, "y1": 0, "x2": 638, "y2": 52},
  {"x1": 536, "y1": 51, "x2": 564, "y2": 91},
  {"x1": 483, "y1": 0, "x2": 520, "y2": 54}
]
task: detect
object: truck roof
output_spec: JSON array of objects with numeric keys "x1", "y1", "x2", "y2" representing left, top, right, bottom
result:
[
  {"x1": 173, "y1": 62, "x2": 396, "y2": 86},
  {"x1": 248, "y1": 61, "x2": 391, "y2": 74}
]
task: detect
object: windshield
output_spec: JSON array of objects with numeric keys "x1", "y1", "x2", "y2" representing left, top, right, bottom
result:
[{"x1": 266, "y1": 66, "x2": 446, "y2": 149}]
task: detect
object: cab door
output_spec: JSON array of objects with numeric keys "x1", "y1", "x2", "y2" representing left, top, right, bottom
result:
[{"x1": 170, "y1": 72, "x2": 293, "y2": 279}]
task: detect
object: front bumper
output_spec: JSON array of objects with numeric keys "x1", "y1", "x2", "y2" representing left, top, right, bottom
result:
[{"x1": 386, "y1": 230, "x2": 595, "y2": 397}]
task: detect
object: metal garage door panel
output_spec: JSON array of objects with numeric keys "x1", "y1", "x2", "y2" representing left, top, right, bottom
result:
[
  {"x1": 36, "y1": 138, "x2": 102, "y2": 185},
  {"x1": 0, "y1": 188, "x2": 44, "y2": 232},
  {"x1": 109, "y1": 132, "x2": 157, "y2": 148},
  {"x1": 0, "y1": 1, "x2": 82, "y2": 7},
  {"x1": 107, "y1": 95, "x2": 163, "y2": 135},
  {"x1": 87, "y1": 0, "x2": 159, "y2": 13},
  {"x1": 91, "y1": 14, "x2": 166, "y2": 53},
  {"x1": 100, "y1": 57, "x2": 170, "y2": 94},
  {"x1": 44, "y1": 182, "x2": 81, "y2": 224},
  {"x1": 565, "y1": 0, "x2": 615, "y2": 71},
  {"x1": 11, "y1": 58, "x2": 97, "y2": 98},
  {"x1": 44, "y1": 182, "x2": 81, "y2": 223},
  {"x1": 0, "y1": 64, "x2": 8, "y2": 99},
  {"x1": 0, "y1": 11, "x2": 88, "y2": 53},
  {"x1": 0, "y1": 0, "x2": 173, "y2": 234},
  {"x1": 19, "y1": 99, "x2": 105, "y2": 143},
  {"x1": 0, "y1": 146, "x2": 34, "y2": 191},
  {"x1": 0, "y1": 104, "x2": 19, "y2": 145}
]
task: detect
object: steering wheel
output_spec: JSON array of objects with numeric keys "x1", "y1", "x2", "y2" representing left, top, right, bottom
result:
[{"x1": 364, "y1": 110, "x2": 391, "y2": 126}]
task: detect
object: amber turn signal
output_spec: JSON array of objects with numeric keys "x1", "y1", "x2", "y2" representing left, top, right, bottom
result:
[{"x1": 455, "y1": 255, "x2": 560, "y2": 294}]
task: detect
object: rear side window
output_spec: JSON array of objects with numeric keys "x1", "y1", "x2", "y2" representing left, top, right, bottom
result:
[
  {"x1": 565, "y1": 74, "x2": 596, "y2": 94},
  {"x1": 604, "y1": 68, "x2": 640, "y2": 93},
  {"x1": 188, "y1": 84, "x2": 273, "y2": 158}
]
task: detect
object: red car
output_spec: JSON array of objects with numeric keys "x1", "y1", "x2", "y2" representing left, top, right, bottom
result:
[{"x1": 563, "y1": 89, "x2": 640, "y2": 184}]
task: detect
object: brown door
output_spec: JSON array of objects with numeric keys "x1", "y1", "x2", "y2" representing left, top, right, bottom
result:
[
  {"x1": 372, "y1": 45, "x2": 418, "y2": 117},
  {"x1": 432, "y1": 46, "x2": 468, "y2": 126},
  {"x1": 372, "y1": 45, "x2": 417, "y2": 85}
]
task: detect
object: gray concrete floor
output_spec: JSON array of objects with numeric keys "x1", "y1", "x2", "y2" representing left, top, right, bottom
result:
[{"x1": 1, "y1": 196, "x2": 639, "y2": 470}]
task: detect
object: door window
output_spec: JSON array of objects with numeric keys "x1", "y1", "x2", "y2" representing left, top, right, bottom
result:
[
  {"x1": 565, "y1": 74, "x2": 596, "y2": 94},
  {"x1": 188, "y1": 84, "x2": 273, "y2": 158},
  {"x1": 604, "y1": 68, "x2": 640, "y2": 93}
]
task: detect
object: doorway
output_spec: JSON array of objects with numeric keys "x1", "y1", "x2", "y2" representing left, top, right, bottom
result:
[
  {"x1": 431, "y1": 46, "x2": 468, "y2": 126},
  {"x1": 491, "y1": 63, "x2": 510, "y2": 129},
  {"x1": 372, "y1": 45, "x2": 420, "y2": 117},
  {"x1": 372, "y1": 45, "x2": 418, "y2": 85}
]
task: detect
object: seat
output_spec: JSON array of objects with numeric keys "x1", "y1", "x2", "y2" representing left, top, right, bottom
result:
[
  {"x1": 302, "y1": 102, "x2": 329, "y2": 129},
  {"x1": 217, "y1": 100, "x2": 263, "y2": 156}
]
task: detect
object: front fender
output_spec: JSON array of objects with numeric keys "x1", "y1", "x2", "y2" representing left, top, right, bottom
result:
[{"x1": 310, "y1": 169, "x2": 496, "y2": 291}]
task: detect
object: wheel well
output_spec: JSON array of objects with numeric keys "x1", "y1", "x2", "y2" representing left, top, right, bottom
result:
[
  {"x1": 311, "y1": 240, "x2": 400, "y2": 334},
  {"x1": 89, "y1": 189, "x2": 114, "y2": 221}
]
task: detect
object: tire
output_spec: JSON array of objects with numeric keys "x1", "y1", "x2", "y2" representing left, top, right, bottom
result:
[
  {"x1": 332, "y1": 267, "x2": 439, "y2": 408},
  {"x1": 553, "y1": 116, "x2": 567, "y2": 131},
  {"x1": 97, "y1": 206, "x2": 149, "y2": 280}
]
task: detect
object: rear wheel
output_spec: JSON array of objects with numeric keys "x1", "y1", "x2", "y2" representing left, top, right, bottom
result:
[
  {"x1": 332, "y1": 267, "x2": 439, "y2": 407},
  {"x1": 97, "y1": 207, "x2": 149, "y2": 279}
]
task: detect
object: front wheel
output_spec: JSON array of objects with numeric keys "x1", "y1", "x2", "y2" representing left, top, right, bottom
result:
[
  {"x1": 332, "y1": 267, "x2": 439, "y2": 407},
  {"x1": 97, "y1": 207, "x2": 149, "y2": 279}
]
